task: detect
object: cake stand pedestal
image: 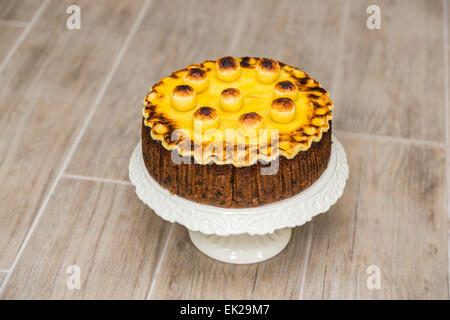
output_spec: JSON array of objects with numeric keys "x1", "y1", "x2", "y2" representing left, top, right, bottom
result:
[{"x1": 129, "y1": 135, "x2": 348, "y2": 264}]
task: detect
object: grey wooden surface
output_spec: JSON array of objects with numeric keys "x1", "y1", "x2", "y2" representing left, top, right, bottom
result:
[{"x1": 0, "y1": 0, "x2": 448, "y2": 299}]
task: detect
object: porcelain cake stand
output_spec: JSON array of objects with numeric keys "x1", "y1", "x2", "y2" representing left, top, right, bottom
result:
[{"x1": 129, "y1": 135, "x2": 349, "y2": 264}]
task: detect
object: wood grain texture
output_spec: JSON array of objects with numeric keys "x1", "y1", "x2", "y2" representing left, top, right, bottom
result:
[
  {"x1": 333, "y1": 0, "x2": 445, "y2": 142},
  {"x1": 150, "y1": 224, "x2": 259, "y2": 299},
  {"x1": 447, "y1": 0, "x2": 450, "y2": 298},
  {"x1": 300, "y1": 135, "x2": 448, "y2": 299},
  {"x1": 230, "y1": 0, "x2": 348, "y2": 91},
  {"x1": 0, "y1": 0, "x2": 144, "y2": 269},
  {"x1": 0, "y1": 272, "x2": 6, "y2": 288},
  {"x1": 66, "y1": 0, "x2": 256, "y2": 180},
  {"x1": 248, "y1": 224, "x2": 313, "y2": 299},
  {"x1": 150, "y1": 223, "x2": 313, "y2": 299},
  {"x1": 0, "y1": 179, "x2": 171, "y2": 299},
  {"x1": 0, "y1": 0, "x2": 42, "y2": 21},
  {"x1": 0, "y1": 25, "x2": 23, "y2": 63}
]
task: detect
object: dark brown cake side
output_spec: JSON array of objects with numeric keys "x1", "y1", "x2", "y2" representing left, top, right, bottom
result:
[{"x1": 142, "y1": 121, "x2": 332, "y2": 208}]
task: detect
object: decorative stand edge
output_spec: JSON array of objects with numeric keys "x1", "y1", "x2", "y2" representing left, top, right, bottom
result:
[
  {"x1": 129, "y1": 135, "x2": 348, "y2": 236},
  {"x1": 129, "y1": 135, "x2": 348, "y2": 264}
]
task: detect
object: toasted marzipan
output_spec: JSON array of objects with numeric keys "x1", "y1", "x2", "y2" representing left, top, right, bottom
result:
[{"x1": 143, "y1": 57, "x2": 333, "y2": 167}]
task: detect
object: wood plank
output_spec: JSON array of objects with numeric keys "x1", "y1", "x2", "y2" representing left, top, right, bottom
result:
[
  {"x1": 66, "y1": 0, "x2": 256, "y2": 180},
  {"x1": 150, "y1": 224, "x2": 259, "y2": 299},
  {"x1": 333, "y1": 0, "x2": 445, "y2": 142},
  {"x1": 446, "y1": 0, "x2": 450, "y2": 299},
  {"x1": 229, "y1": 0, "x2": 349, "y2": 90},
  {"x1": 0, "y1": 178, "x2": 171, "y2": 299},
  {"x1": 0, "y1": 0, "x2": 42, "y2": 21},
  {"x1": 150, "y1": 223, "x2": 313, "y2": 299},
  {"x1": 248, "y1": 135, "x2": 369, "y2": 299},
  {"x1": 301, "y1": 135, "x2": 448, "y2": 299},
  {"x1": 0, "y1": 272, "x2": 6, "y2": 288},
  {"x1": 0, "y1": 0, "x2": 144, "y2": 270},
  {"x1": 0, "y1": 25, "x2": 23, "y2": 63},
  {"x1": 66, "y1": 0, "x2": 347, "y2": 181}
]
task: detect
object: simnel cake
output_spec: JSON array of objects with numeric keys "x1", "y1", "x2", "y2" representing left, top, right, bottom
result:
[{"x1": 142, "y1": 56, "x2": 333, "y2": 208}]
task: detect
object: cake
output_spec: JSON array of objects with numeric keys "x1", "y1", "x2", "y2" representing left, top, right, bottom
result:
[{"x1": 142, "y1": 56, "x2": 333, "y2": 208}]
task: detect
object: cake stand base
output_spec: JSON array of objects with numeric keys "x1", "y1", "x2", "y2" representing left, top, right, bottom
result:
[{"x1": 189, "y1": 228, "x2": 292, "y2": 264}]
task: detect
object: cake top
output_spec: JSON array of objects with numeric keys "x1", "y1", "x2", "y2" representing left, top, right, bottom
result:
[{"x1": 143, "y1": 56, "x2": 333, "y2": 167}]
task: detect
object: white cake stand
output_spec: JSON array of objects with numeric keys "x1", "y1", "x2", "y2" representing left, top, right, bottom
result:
[{"x1": 129, "y1": 135, "x2": 348, "y2": 264}]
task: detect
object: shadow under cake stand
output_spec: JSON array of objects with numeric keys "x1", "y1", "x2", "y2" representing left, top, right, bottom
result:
[{"x1": 129, "y1": 135, "x2": 348, "y2": 264}]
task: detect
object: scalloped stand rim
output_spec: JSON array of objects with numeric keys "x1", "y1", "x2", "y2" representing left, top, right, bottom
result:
[{"x1": 129, "y1": 135, "x2": 348, "y2": 264}]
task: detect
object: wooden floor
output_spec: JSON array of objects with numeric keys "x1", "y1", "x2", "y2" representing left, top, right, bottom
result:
[{"x1": 0, "y1": 0, "x2": 448, "y2": 299}]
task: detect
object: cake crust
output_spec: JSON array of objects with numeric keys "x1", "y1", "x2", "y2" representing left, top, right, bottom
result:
[{"x1": 142, "y1": 121, "x2": 332, "y2": 208}]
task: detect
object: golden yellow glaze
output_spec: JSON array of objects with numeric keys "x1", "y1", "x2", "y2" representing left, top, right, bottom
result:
[{"x1": 143, "y1": 57, "x2": 333, "y2": 167}]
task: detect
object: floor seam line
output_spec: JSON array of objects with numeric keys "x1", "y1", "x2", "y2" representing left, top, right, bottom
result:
[
  {"x1": 0, "y1": 0, "x2": 153, "y2": 297},
  {"x1": 0, "y1": 0, "x2": 49, "y2": 75},
  {"x1": 298, "y1": 0, "x2": 350, "y2": 300},
  {"x1": 146, "y1": 224, "x2": 174, "y2": 300},
  {"x1": 442, "y1": 0, "x2": 450, "y2": 300},
  {"x1": 298, "y1": 224, "x2": 314, "y2": 300},
  {"x1": 335, "y1": 130, "x2": 446, "y2": 147},
  {"x1": 61, "y1": 174, "x2": 131, "y2": 185},
  {"x1": 0, "y1": 18, "x2": 28, "y2": 28}
]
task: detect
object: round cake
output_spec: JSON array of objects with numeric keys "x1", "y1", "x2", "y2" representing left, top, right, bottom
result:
[{"x1": 141, "y1": 56, "x2": 333, "y2": 208}]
